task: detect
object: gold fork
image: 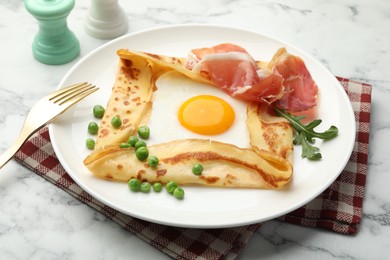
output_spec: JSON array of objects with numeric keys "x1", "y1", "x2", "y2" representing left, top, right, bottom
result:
[{"x1": 0, "y1": 82, "x2": 98, "y2": 169}]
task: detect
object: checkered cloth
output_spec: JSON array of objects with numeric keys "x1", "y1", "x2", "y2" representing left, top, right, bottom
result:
[{"x1": 14, "y1": 77, "x2": 371, "y2": 260}]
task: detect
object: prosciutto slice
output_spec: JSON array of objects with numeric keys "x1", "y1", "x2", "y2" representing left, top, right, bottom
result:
[
  {"x1": 186, "y1": 43, "x2": 284, "y2": 104},
  {"x1": 186, "y1": 43, "x2": 318, "y2": 112},
  {"x1": 270, "y1": 48, "x2": 319, "y2": 112}
]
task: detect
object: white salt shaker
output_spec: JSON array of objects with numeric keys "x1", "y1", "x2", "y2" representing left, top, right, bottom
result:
[{"x1": 84, "y1": 0, "x2": 128, "y2": 39}]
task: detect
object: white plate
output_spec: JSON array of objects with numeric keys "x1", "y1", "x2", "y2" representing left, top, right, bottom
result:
[{"x1": 49, "y1": 24, "x2": 355, "y2": 228}]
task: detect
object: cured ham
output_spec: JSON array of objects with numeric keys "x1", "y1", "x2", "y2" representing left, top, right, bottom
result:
[
  {"x1": 186, "y1": 43, "x2": 285, "y2": 104},
  {"x1": 269, "y1": 48, "x2": 319, "y2": 112},
  {"x1": 186, "y1": 43, "x2": 318, "y2": 112}
]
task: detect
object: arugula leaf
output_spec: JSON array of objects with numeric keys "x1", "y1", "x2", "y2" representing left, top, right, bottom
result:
[
  {"x1": 274, "y1": 107, "x2": 338, "y2": 160},
  {"x1": 294, "y1": 132, "x2": 322, "y2": 160}
]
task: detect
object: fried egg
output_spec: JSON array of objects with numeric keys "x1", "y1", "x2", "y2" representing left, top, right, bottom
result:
[{"x1": 147, "y1": 71, "x2": 250, "y2": 148}]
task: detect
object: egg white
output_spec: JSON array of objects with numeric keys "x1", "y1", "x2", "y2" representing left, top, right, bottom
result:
[{"x1": 146, "y1": 71, "x2": 250, "y2": 148}]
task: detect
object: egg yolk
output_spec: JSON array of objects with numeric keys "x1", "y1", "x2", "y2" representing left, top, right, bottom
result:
[{"x1": 178, "y1": 95, "x2": 235, "y2": 135}]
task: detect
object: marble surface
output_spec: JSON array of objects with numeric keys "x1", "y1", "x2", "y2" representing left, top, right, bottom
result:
[{"x1": 0, "y1": 0, "x2": 389, "y2": 259}]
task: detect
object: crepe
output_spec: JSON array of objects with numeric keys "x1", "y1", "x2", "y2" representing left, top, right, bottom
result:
[
  {"x1": 94, "y1": 55, "x2": 155, "y2": 150},
  {"x1": 84, "y1": 139, "x2": 292, "y2": 189},
  {"x1": 246, "y1": 103, "x2": 293, "y2": 165},
  {"x1": 85, "y1": 48, "x2": 294, "y2": 189}
]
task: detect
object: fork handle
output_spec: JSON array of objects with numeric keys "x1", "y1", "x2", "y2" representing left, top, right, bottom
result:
[{"x1": 0, "y1": 125, "x2": 36, "y2": 170}]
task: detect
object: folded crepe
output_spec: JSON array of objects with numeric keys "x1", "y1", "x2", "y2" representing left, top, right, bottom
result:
[
  {"x1": 94, "y1": 54, "x2": 159, "y2": 150},
  {"x1": 84, "y1": 139, "x2": 292, "y2": 189},
  {"x1": 247, "y1": 103, "x2": 293, "y2": 165},
  {"x1": 84, "y1": 48, "x2": 294, "y2": 189}
]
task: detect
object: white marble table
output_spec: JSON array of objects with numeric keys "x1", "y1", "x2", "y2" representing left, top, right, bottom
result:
[{"x1": 0, "y1": 0, "x2": 388, "y2": 259}]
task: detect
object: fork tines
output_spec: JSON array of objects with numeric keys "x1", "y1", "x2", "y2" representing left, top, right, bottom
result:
[{"x1": 49, "y1": 82, "x2": 98, "y2": 105}]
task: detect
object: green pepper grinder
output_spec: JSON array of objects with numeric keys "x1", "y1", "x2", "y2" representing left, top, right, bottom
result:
[{"x1": 24, "y1": 0, "x2": 80, "y2": 65}]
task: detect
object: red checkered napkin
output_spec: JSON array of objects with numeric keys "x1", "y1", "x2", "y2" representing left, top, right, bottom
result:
[
  {"x1": 14, "y1": 77, "x2": 371, "y2": 259},
  {"x1": 278, "y1": 77, "x2": 372, "y2": 234}
]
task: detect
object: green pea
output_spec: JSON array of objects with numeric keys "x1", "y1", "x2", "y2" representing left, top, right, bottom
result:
[
  {"x1": 138, "y1": 126, "x2": 150, "y2": 139},
  {"x1": 111, "y1": 116, "x2": 122, "y2": 128},
  {"x1": 93, "y1": 105, "x2": 105, "y2": 119},
  {"x1": 120, "y1": 143, "x2": 132, "y2": 148},
  {"x1": 127, "y1": 136, "x2": 139, "y2": 147},
  {"x1": 148, "y1": 156, "x2": 159, "y2": 167},
  {"x1": 173, "y1": 187, "x2": 185, "y2": 199},
  {"x1": 192, "y1": 163, "x2": 203, "y2": 175},
  {"x1": 85, "y1": 138, "x2": 95, "y2": 150},
  {"x1": 140, "y1": 182, "x2": 151, "y2": 193},
  {"x1": 152, "y1": 182, "x2": 163, "y2": 192},
  {"x1": 165, "y1": 181, "x2": 177, "y2": 194},
  {"x1": 134, "y1": 140, "x2": 147, "y2": 150},
  {"x1": 128, "y1": 178, "x2": 141, "y2": 191},
  {"x1": 88, "y1": 122, "x2": 99, "y2": 135},
  {"x1": 135, "y1": 146, "x2": 149, "y2": 161},
  {"x1": 134, "y1": 140, "x2": 146, "y2": 149}
]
